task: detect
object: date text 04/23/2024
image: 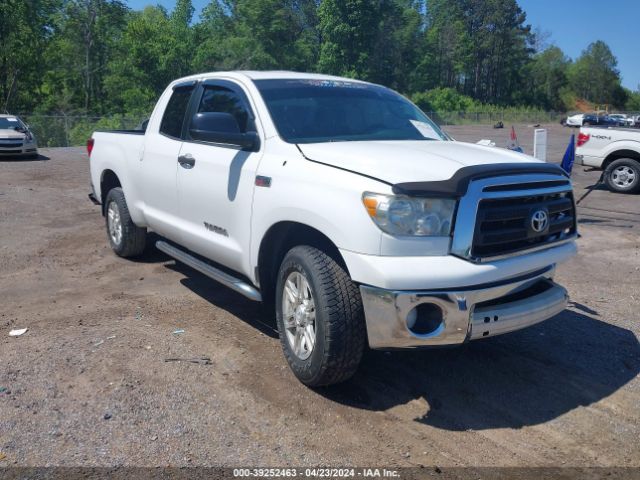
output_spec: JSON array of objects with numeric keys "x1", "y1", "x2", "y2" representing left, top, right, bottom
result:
[{"x1": 232, "y1": 468, "x2": 400, "y2": 478}]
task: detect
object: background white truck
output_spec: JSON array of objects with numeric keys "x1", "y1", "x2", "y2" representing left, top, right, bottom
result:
[
  {"x1": 88, "y1": 71, "x2": 577, "y2": 386},
  {"x1": 576, "y1": 126, "x2": 640, "y2": 193}
]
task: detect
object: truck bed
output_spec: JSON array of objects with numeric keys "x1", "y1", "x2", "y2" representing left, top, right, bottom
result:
[
  {"x1": 577, "y1": 126, "x2": 640, "y2": 170},
  {"x1": 89, "y1": 130, "x2": 147, "y2": 204},
  {"x1": 581, "y1": 126, "x2": 640, "y2": 135},
  {"x1": 94, "y1": 129, "x2": 146, "y2": 135}
]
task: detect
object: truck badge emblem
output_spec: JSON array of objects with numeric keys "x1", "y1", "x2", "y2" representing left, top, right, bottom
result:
[
  {"x1": 530, "y1": 210, "x2": 548, "y2": 233},
  {"x1": 204, "y1": 222, "x2": 229, "y2": 237}
]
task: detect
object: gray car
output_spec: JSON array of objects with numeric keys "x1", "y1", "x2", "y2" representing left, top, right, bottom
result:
[{"x1": 0, "y1": 114, "x2": 38, "y2": 158}]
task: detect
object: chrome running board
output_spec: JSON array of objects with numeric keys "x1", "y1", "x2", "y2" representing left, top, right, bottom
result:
[{"x1": 156, "y1": 240, "x2": 262, "y2": 302}]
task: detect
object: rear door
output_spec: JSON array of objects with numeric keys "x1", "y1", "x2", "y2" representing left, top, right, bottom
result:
[
  {"x1": 176, "y1": 79, "x2": 264, "y2": 275},
  {"x1": 140, "y1": 82, "x2": 196, "y2": 241}
]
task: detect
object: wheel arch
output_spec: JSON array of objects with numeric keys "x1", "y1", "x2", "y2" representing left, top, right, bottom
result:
[
  {"x1": 100, "y1": 169, "x2": 122, "y2": 215},
  {"x1": 257, "y1": 221, "x2": 349, "y2": 305},
  {"x1": 603, "y1": 150, "x2": 640, "y2": 170}
]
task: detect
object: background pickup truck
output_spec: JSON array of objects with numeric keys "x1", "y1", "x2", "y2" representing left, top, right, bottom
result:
[
  {"x1": 88, "y1": 71, "x2": 577, "y2": 386},
  {"x1": 576, "y1": 126, "x2": 640, "y2": 193}
]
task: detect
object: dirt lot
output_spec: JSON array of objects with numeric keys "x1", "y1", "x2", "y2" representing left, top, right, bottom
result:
[{"x1": 0, "y1": 124, "x2": 639, "y2": 470}]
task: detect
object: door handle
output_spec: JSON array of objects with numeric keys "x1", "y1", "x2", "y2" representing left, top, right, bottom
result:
[{"x1": 178, "y1": 154, "x2": 195, "y2": 169}]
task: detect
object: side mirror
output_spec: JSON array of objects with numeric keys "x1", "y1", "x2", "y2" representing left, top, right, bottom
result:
[{"x1": 189, "y1": 112, "x2": 259, "y2": 151}]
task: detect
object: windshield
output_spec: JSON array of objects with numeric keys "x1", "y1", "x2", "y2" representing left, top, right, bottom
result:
[
  {"x1": 254, "y1": 79, "x2": 448, "y2": 144},
  {"x1": 0, "y1": 117, "x2": 24, "y2": 130}
]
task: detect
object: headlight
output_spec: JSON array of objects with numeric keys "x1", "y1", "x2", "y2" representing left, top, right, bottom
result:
[{"x1": 362, "y1": 192, "x2": 456, "y2": 236}]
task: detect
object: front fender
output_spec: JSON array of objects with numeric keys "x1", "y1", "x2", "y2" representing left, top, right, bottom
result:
[{"x1": 249, "y1": 152, "x2": 388, "y2": 280}]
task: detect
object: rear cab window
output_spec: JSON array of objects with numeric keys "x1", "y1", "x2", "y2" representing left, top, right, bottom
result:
[{"x1": 159, "y1": 85, "x2": 195, "y2": 139}]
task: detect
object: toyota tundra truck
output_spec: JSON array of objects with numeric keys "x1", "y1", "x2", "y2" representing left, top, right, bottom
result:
[
  {"x1": 88, "y1": 71, "x2": 577, "y2": 386},
  {"x1": 576, "y1": 125, "x2": 640, "y2": 193}
]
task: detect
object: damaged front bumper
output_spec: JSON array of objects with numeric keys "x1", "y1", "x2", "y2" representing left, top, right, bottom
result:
[{"x1": 360, "y1": 266, "x2": 568, "y2": 349}]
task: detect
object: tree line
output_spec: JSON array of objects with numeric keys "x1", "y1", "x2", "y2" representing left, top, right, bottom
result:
[{"x1": 2, "y1": 0, "x2": 639, "y2": 118}]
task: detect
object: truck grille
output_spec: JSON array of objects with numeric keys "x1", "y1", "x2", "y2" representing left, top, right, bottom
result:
[{"x1": 471, "y1": 191, "x2": 576, "y2": 259}]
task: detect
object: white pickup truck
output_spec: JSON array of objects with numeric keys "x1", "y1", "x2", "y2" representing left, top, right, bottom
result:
[
  {"x1": 88, "y1": 71, "x2": 577, "y2": 386},
  {"x1": 576, "y1": 126, "x2": 640, "y2": 193}
]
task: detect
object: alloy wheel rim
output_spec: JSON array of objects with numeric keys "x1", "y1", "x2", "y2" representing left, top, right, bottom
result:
[
  {"x1": 282, "y1": 271, "x2": 316, "y2": 360},
  {"x1": 612, "y1": 166, "x2": 637, "y2": 187},
  {"x1": 107, "y1": 201, "x2": 123, "y2": 245}
]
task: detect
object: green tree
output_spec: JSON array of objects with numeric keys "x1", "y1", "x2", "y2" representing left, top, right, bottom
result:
[
  {"x1": 317, "y1": 0, "x2": 423, "y2": 90},
  {"x1": 413, "y1": 0, "x2": 470, "y2": 92},
  {"x1": 40, "y1": 0, "x2": 128, "y2": 113},
  {"x1": 103, "y1": 2, "x2": 196, "y2": 114},
  {"x1": 2, "y1": 0, "x2": 634, "y2": 117},
  {"x1": 625, "y1": 87, "x2": 640, "y2": 111},
  {"x1": 194, "y1": 0, "x2": 320, "y2": 72},
  {"x1": 519, "y1": 46, "x2": 570, "y2": 110},
  {"x1": 0, "y1": 0, "x2": 58, "y2": 112},
  {"x1": 317, "y1": 0, "x2": 380, "y2": 79},
  {"x1": 418, "y1": 0, "x2": 533, "y2": 105},
  {"x1": 374, "y1": 0, "x2": 423, "y2": 92},
  {"x1": 568, "y1": 40, "x2": 627, "y2": 107},
  {"x1": 412, "y1": 87, "x2": 475, "y2": 112}
]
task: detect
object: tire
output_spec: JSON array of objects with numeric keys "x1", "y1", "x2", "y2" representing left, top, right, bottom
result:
[
  {"x1": 104, "y1": 187, "x2": 147, "y2": 257},
  {"x1": 604, "y1": 158, "x2": 640, "y2": 194},
  {"x1": 275, "y1": 246, "x2": 366, "y2": 387}
]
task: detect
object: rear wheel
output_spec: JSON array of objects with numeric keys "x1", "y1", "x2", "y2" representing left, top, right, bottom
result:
[
  {"x1": 275, "y1": 246, "x2": 366, "y2": 387},
  {"x1": 104, "y1": 187, "x2": 147, "y2": 257},
  {"x1": 604, "y1": 158, "x2": 640, "y2": 194}
]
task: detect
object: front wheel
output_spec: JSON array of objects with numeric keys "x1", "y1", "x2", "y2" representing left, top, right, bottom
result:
[
  {"x1": 604, "y1": 158, "x2": 640, "y2": 194},
  {"x1": 275, "y1": 246, "x2": 366, "y2": 387},
  {"x1": 104, "y1": 187, "x2": 147, "y2": 257}
]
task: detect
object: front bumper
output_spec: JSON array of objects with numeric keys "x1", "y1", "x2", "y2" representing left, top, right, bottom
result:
[
  {"x1": 360, "y1": 267, "x2": 568, "y2": 349},
  {"x1": 574, "y1": 154, "x2": 603, "y2": 169},
  {"x1": 0, "y1": 147, "x2": 37, "y2": 157}
]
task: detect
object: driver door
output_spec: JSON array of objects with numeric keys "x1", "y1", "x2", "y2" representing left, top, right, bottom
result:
[{"x1": 176, "y1": 80, "x2": 263, "y2": 275}]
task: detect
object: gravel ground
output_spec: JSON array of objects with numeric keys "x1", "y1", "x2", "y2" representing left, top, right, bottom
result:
[{"x1": 0, "y1": 124, "x2": 639, "y2": 471}]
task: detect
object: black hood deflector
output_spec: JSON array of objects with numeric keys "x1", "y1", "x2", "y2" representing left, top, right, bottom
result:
[{"x1": 392, "y1": 163, "x2": 568, "y2": 197}]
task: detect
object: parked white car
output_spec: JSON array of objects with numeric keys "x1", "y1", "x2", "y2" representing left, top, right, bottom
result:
[
  {"x1": 88, "y1": 71, "x2": 577, "y2": 386},
  {"x1": 564, "y1": 113, "x2": 584, "y2": 127},
  {"x1": 576, "y1": 125, "x2": 640, "y2": 193},
  {"x1": 0, "y1": 114, "x2": 38, "y2": 158}
]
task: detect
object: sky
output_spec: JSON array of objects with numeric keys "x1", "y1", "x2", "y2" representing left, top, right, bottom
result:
[
  {"x1": 518, "y1": 0, "x2": 639, "y2": 90},
  {"x1": 125, "y1": 0, "x2": 640, "y2": 91}
]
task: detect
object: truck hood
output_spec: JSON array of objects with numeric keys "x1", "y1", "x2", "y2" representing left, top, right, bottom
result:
[
  {"x1": 0, "y1": 129, "x2": 26, "y2": 139},
  {"x1": 297, "y1": 140, "x2": 541, "y2": 184}
]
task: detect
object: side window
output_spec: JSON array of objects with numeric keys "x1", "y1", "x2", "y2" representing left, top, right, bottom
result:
[
  {"x1": 159, "y1": 87, "x2": 193, "y2": 138},
  {"x1": 197, "y1": 86, "x2": 254, "y2": 133}
]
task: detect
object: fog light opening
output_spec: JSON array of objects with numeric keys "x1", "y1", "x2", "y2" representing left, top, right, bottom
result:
[{"x1": 406, "y1": 303, "x2": 444, "y2": 336}]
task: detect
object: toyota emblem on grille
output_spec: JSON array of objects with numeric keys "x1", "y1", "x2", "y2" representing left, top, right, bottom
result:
[{"x1": 530, "y1": 209, "x2": 549, "y2": 233}]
